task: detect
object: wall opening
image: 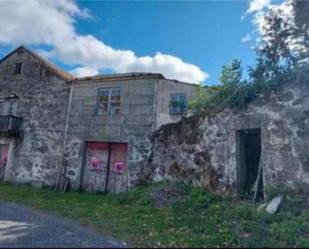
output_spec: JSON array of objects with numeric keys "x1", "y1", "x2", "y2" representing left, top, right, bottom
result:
[
  {"x1": 237, "y1": 128, "x2": 263, "y2": 201},
  {"x1": 80, "y1": 142, "x2": 128, "y2": 193},
  {"x1": 0, "y1": 144, "x2": 9, "y2": 182}
]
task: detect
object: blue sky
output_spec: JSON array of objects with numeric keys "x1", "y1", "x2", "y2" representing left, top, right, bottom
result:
[
  {"x1": 77, "y1": 1, "x2": 257, "y2": 85},
  {"x1": 0, "y1": 0, "x2": 283, "y2": 85}
]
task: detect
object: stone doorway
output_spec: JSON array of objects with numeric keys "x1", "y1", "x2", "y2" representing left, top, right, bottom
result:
[
  {"x1": 0, "y1": 144, "x2": 9, "y2": 182},
  {"x1": 236, "y1": 128, "x2": 263, "y2": 200}
]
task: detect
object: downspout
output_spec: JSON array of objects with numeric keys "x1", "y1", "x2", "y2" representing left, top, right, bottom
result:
[
  {"x1": 57, "y1": 81, "x2": 73, "y2": 189},
  {"x1": 153, "y1": 79, "x2": 159, "y2": 131},
  {"x1": 63, "y1": 82, "x2": 73, "y2": 175}
]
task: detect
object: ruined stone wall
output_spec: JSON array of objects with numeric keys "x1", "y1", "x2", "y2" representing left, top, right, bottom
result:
[
  {"x1": 145, "y1": 80, "x2": 309, "y2": 191},
  {"x1": 0, "y1": 49, "x2": 70, "y2": 187}
]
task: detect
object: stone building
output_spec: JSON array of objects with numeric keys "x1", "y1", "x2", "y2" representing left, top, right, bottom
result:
[
  {"x1": 0, "y1": 46, "x2": 72, "y2": 187},
  {"x1": 147, "y1": 74, "x2": 309, "y2": 199},
  {"x1": 0, "y1": 46, "x2": 197, "y2": 192},
  {"x1": 64, "y1": 72, "x2": 196, "y2": 192}
]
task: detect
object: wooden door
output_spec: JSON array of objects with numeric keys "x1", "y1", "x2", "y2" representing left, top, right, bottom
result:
[
  {"x1": 82, "y1": 142, "x2": 109, "y2": 192},
  {"x1": 0, "y1": 144, "x2": 9, "y2": 182},
  {"x1": 81, "y1": 142, "x2": 128, "y2": 193},
  {"x1": 107, "y1": 143, "x2": 128, "y2": 193}
]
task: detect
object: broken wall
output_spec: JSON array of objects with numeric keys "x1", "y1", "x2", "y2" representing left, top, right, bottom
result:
[{"x1": 145, "y1": 80, "x2": 309, "y2": 191}]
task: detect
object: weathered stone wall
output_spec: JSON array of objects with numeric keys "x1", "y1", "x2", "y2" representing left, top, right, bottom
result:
[
  {"x1": 0, "y1": 48, "x2": 70, "y2": 187},
  {"x1": 146, "y1": 80, "x2": 309, "y2": 191},
  {"x1": 65, "y1": 77, "x2": 197, "y2": 192},
  {"x1": 65, "y1": 79, "x2": 157, "y2": 191},
  {"x1": 0, "y1": 48, "x2": 197, "y2": 191}
]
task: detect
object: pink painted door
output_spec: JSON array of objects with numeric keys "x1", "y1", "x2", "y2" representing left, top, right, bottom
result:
[
  {"x1": 0, "y1": 144, "x2": 9, "y2": 182},
  {"x1": 107, "y1": 143, "x2": 128, "y2": 193},
  {"x1": 82, "y1": 142, "x2": 109, "y2": 192},
  {"x1": 82, "y1": 142, "x2": 128, "y2": 193}
]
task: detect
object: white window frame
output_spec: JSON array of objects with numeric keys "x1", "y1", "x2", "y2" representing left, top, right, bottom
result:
[{"x1": 96, "y1": 87, "x2": 121, "y2": 116}]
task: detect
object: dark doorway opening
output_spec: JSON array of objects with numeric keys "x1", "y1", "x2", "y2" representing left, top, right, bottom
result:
[
  {"x1": 0, "y1": 144, "x2": 9, "y2": 182},
  {"x1": 236, "y1": 128, "x2": 263, "y2": 201}
]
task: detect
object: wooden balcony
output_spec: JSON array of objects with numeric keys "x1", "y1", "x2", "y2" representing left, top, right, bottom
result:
[{"x1": 0, "y1": 115, "x2": 22, "y2": 136}]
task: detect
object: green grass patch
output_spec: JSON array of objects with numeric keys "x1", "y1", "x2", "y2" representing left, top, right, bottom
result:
[{"x1": 0, "y1": 182, "x2": 308, "y2": 248}]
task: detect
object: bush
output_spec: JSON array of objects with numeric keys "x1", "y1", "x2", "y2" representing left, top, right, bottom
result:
[{"x1": 189, "y1": 62, "x2": 309, "y2": 115}]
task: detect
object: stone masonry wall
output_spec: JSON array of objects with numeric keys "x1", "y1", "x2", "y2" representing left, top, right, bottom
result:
[
  {"x1": 65, "y1": 79, "x2": 156, "y2": 191},
  {"x1": 0, "y1": 48, "x2": 70, "y2": 187},
  {"x1": 145, "y1": 80, "x2": 309, "y2": 191}
]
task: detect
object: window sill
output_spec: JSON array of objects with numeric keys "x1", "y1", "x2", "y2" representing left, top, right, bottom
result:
[{"x1": 169, "y1": 112, "x2": 187, "y2": 116}]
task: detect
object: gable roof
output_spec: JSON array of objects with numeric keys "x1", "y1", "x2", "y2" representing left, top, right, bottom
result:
[
  {"x1": 0, "y1": 46, "x2": 196, "y2": 85},
  {"x1": 0, "y1": 46, "x2": 74, "y2": 81}
]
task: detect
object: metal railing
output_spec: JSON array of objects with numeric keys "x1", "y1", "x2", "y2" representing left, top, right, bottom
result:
[{"x1": 0, "y1": 115, "x2": 22, "y2": 136}]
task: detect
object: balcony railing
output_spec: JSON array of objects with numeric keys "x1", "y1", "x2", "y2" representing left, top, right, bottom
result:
[{"x1": 0, "y1": 115, "x2": 22, "y2": 136}]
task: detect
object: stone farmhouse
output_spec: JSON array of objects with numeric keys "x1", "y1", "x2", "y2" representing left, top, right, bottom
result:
[
  {"x1": 1, "y1": 46, "x2": 308, "y2": 199},
  {"x1": 0, "y1": 46, "x2": 197, "y2": 193}
]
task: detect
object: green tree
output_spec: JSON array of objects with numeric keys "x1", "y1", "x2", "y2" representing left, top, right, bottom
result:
[
  {"x1": 218, "y1": 59, "x2": 251, "y2": 108},
  {"x1": 250, "y1": 5, "x2": 295, "y2": 81},
  {"x1": 293, "y1": 0, "x2": 309, "y2": 65},
  {"x1": 190, "y1": 60, "x2": 252, "y2": 112},
  {"x1": 250, "y1": 0, "x2": 309, "y2": 82},
  {"x1": 220, "y1": 59, "x2": 242, "y2": 86}
]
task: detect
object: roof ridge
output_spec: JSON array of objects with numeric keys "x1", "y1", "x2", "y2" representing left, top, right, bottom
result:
[{"x1": 0, "y1": 46, "x2": 74, "y2": 81}]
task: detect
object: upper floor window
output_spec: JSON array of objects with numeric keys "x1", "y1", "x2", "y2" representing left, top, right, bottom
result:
[
  {"x1": 0, "y1": 98, "x2": 18, "y2": 116},
  {"x1": 13, "y1": 63, "x2": 23, "y2": 75},
  {"x1": 169, "y1": 93, "x2": 187, "y2": 115},
  {"x1": 96, "y1": 88, "x2": 121, "y2": 116}
]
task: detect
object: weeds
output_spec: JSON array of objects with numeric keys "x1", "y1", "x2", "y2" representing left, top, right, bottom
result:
[{"x1": 0, "y1": 182, "x2": 307, "y2": 247}]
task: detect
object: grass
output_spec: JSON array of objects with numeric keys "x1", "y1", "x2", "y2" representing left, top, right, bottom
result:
[{"x1": 0, "y1": 181, "x2": 308, "y2": 248}]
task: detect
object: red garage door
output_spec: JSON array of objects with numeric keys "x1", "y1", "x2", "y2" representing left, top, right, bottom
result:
[{"x1": 81, "y1": 142, "x2": 128, "y2": 193}]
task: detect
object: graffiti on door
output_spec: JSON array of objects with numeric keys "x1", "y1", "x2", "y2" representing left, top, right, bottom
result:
[
  {"x1": 81, "y1": 142, "x2": 128, "y2": 193},
  {"x1": 107, "y1": 143, "x2": 128, "y2": 193}
]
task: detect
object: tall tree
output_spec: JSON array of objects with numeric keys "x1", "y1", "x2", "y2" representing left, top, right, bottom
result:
[
  {"x1": 293, "y1": 0, "x2": 309, "y2": 64},
  {"x1": 250, "y1": 0, "x2": 309, "y2": 81}
]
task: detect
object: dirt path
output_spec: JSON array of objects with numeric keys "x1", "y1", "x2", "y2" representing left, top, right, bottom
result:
[{"x1": 0, "y1": 202, "x2": 126, "y2": 248}]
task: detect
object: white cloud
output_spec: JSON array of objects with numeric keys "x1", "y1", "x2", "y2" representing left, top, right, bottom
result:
[
  {"x1": 241, "y1": 34, "x2": 252, "y2": 43},
  {"x1": 0, "y1": 0, "x2": 207, "y2": 84},
  {"x1": 70, "y1": 67, "x2": 100, "y2": 77},
  {"x1": 118, "y1": 53, "x2": 209, "y2": 83},
  {"x1": 245, "y1": 0, "x2": 303, "y2": 56},
  {"x1": 246, "y1": 0, "x2": 271, "y2": 14},
  {"x1": 253, "y1": 0, "x2": 295, "y2": 45}
]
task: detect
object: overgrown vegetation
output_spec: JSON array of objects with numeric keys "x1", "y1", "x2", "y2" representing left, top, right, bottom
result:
[
  {"x1": 190, "y1": 0, "x2": 309, "y2": 114},
  {"x1": 0, "y1": 182, "x2": 308, "y2": 247}
]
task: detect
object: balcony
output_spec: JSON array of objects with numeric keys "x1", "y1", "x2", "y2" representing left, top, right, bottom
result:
[{"x1": 0, "y1": 115, "x2": 22, "y2": 136}]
